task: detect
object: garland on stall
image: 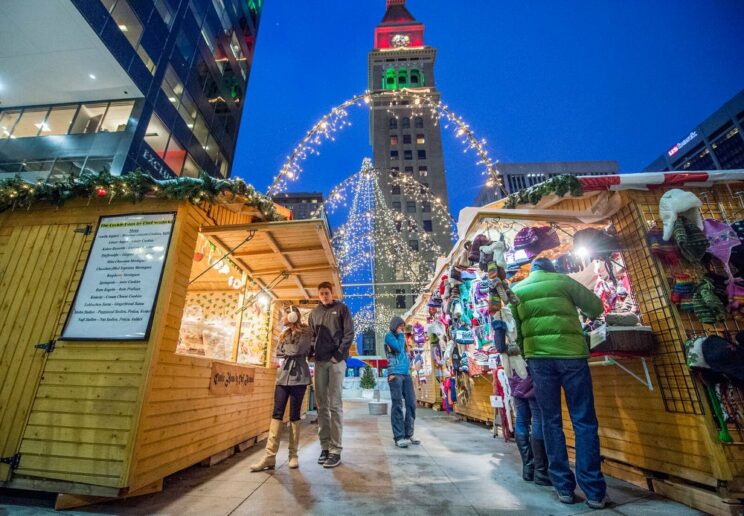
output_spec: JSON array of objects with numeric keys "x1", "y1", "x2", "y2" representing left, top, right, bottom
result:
[
  {"x1": 0, "y1": 169, "x2": 279, "y2": 220},
  {"x1": 504, "y1": 174, "x2": 583, "y2": 209}
]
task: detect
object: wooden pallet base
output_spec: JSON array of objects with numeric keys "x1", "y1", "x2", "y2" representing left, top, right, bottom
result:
[
  {"x1": 651, "y1": 479, "x2": 744, "y2": 516},
  {"x1": 200, "y1": 446, "x2": 235, "y2": 467},
  {"x1": 54, "y1": 480, "x2": 163, "y2": 510}
]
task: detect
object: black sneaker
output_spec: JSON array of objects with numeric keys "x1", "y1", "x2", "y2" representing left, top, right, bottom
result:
[
  {"x1": 318, "y1": 450, "x2": 329, "y2": 464},
  {"x1": 323, "y1": 453, "x2": 341, "y2": 468}
]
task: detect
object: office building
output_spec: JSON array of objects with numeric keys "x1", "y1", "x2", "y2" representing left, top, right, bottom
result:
[
  {"x1": 368, "y1": 0, "x2": 453, "y2": 350},
  {"x1": 272, "y1": 192, "x2": 324, "y2": 221},
  {"x1": 474, "y1": 161, "x2": 618, "y2": 206},
  {"x1": 645, "y1": 89, "x2": 744, "y2": 172},
  {"x1": 0, "y1": 0, "x2": 263, "y2": 182}
]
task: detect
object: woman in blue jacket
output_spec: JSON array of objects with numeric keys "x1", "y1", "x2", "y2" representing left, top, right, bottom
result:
[{"x1": 385, "y1": 316, "x2": 419, "y2": 448}]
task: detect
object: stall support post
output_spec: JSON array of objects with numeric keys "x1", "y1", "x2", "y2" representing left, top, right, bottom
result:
[{"x1": 231, "y1": 271, "x2": 248, "y2": 362}]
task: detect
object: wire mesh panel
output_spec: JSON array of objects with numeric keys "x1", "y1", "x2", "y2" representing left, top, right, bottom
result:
[
  {"x1": 612, "y1": 199, "x2": 704, "y2": 415},
  {"x1": 629, "y1": 186, "x2": 744, "y2": 440}
]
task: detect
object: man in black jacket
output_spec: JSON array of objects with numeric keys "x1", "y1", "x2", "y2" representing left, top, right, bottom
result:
[{"x1": 309, "y1": 282, "x2": 354, "y2": 468}]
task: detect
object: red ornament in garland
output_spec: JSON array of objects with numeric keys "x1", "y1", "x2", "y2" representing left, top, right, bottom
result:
[{"x1": 95, "y1": 186, "x2": 108, "y2": 197}]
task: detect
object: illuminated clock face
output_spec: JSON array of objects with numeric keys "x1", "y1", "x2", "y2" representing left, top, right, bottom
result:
[{"x1": 391, "y1": 34, "x2": 411, "y2": 48}]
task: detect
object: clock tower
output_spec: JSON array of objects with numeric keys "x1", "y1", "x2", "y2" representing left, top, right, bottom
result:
[{"x1": 368, "y1": 0, "x2": 452, "y2": 354}]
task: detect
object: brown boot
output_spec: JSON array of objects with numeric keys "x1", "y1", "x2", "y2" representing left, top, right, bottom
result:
[
  {"x1": 251, "y1": 419, "x2": 282, "y2": 472},
  {"x1": 288, "y1": 421, "x2": 300, "y2": 469}
]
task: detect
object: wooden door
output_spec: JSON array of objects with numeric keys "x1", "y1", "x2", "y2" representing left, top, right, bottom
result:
[{"x1": 0, "y1": 223, "x2": 89, "y2": 480}]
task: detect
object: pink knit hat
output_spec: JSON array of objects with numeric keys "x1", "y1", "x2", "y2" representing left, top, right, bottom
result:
[{"x1": 704, "y1": 219, "x2": 740, "y2": 280}]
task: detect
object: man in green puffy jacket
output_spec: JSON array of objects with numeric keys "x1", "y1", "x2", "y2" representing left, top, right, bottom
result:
[{"x1": 510, "y1": 258, "x2": 607, "y2": 509}]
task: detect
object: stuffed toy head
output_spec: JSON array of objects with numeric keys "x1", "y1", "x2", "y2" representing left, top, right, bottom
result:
[
  {"x1": 659, "y1": 189, "x2": 703, "y2": 242},
  {"x1": 704, "y1": 219, "x2": 740, "y2": 279},
  {"x1": 480, "y1": 240, "x2": 509, "y2": 269}
]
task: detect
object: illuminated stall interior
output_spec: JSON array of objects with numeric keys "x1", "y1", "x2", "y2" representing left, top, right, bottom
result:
[{"x1": 178, "y1": 219, "x2": 342, "y2": 365}]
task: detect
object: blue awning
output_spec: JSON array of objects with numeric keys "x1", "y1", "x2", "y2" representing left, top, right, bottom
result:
[{"x1": 346, "y1": 357, "x2": 367, "y2": 368}]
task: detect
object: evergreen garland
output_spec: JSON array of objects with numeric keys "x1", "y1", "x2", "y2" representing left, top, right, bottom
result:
[
  {"x1": 504, "y1": 174, "x2": 583, "y2": 209},
  {"x1": 0, "y1": 169, "x2": 279, "y2": 220}
]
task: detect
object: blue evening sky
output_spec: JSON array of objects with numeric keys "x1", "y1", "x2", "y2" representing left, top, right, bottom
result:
[{"x1": 233, "y1": 0, "x2": 744, "y2": 221}]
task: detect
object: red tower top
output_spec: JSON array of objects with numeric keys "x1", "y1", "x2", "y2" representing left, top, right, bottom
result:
[{"x1": 374, "y1": 0, "x2": 424, "y2": 50}]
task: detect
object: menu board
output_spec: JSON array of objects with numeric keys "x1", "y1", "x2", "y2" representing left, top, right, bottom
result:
[{"x1": 62, "y1": 213, "x2": 175, "y2": 340}]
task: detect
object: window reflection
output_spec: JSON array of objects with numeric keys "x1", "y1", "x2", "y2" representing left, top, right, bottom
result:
[
  {"x1": 0, "y1": 110, "x2": 21, "y2": 138},
  {"x1": 13, "y1": 109, "x2": 49, "y2": 138}
]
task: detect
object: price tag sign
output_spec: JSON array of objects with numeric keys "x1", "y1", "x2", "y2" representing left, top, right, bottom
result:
[
  {"x1": 488, "y1": 356, "x2": 499, "y2": 369},
  {"x1": 490, "y1": 395, "x2": 504, "y2": 408}
]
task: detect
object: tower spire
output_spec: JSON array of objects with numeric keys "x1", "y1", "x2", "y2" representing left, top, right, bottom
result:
[{"x1": 387, "y1": 0, "x2": 405, "y2": 6}]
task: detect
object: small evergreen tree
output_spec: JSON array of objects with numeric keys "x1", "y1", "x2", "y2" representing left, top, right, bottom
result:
[{"x1": 360, "y1": 365, "x2": 377, "y2": 390}]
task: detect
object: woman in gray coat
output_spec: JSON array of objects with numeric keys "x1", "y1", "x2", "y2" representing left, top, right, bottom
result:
[{"x1": 252, "y1": 306, "x2": 314, "y2": 471}]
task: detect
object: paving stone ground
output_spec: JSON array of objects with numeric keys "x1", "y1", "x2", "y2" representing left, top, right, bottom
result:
[{"x1": 0, "y1": 401, "x2": 703, "y2": 515}]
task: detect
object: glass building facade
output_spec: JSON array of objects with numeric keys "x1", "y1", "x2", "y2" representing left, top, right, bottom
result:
[
  {"x1": 645, "y1": 89, "x2": 744, "y2": 172},
  {"x1": 0, "y1": 0, "x2": 263, "y2": 181}
]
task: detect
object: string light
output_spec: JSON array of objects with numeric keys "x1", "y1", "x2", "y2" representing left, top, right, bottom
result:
[
  {"x1": 267, "y1": 89, "x2": 506, "y2": 197},
  {"x1": 319, "y1": 159, "x2": 449, "y2": 333}
]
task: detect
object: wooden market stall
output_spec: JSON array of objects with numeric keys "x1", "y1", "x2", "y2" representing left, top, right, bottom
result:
[
  {"x1": 409, "y1": 171, "x2": 744, "y2": 514},
  {"x1": 0, "y1": 182, "x2": 340, "y2": 509}
]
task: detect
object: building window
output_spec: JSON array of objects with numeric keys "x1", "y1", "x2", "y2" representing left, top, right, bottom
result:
[
  {"x1": 392, "y1": 201, "x2": 402, "y2": 212},
  {"x1": 395, "y1": 290, "x2": 407, "y2": 309},
  {"x1": 390, "y1": 135, "x2": 398, "y2": 146},
  {"x1": 420, "y1": 182, "x2": 429, "y2": 194},
  {"x1": 182, "y1": 154, "x2": 200, "y2": 178},
  {"x1": 0, "y1": 110, "x2": 21, "y2": 138},
  {"x1": 389, "y1": 118, "x2": 398, "y2": 129},
  {"x1": 404, "y1": 166, "x2": 414, "y2": 174},
  {"x1": 418, "y1": 166, "x2": 428, "y2": 177},
  {"x1": 402, "y1": 117, "x2": 410, "y2": 129},
  {"x1": 416, "y1": 134, "x2": 425, "y2": 145},
  {"x1": 418, "y1": 150, "x2": 427, "y2": 160},
  {"x1": 415, "y1": 117, "x2": 424, "y2": 128},
  {"x1": 397, "y1": 69, "x2": 408, "y2": 88},
  {"x1": 361, "y1": 330, "x2": 376, "y2": 356},
  {"x1": 12, "y1": 108, "x2": 49, "y2": 138},
  {"x1": 144, "y1": 113, "x2": 186, "y2": 175},
  {"x1": 407, "y1": 201, "x2": 416, "y2": 213},
  {"x1": 100, "y1": 101, "x2": 134, "y2": 132},
  {"x1": 153, "y1": 0, "x2": 173, "y2": 26},
  {"x1": 390, "y1": 150, "x2": 399, "y2": 160},
  {"x1": 403, "y1": 134, "x2": 412, "y2": 145},
  {"x1": 422, "y1": 202, "x2": 431, "y2": 213},
  {"x1": 392, "y1": 184, "x2": 401, "y2": 195},
  {"x1": 409, "y1": 69, "x2": 421, "y2": 86},
  {"x1": 423, "y1": 220, "x2": 433, "y2": 232},
  {"x1": 390, "y1": 166, "x2": 400, "y2": 173},
  {"x1": 404, "y1": 150, "x2": 413, "y2": 160},
  {"x1": 70, "y1": 103, "x2": 107, "y2": 134},
  {"x1": 42, "y1": 106, "x2": 78, "y2": 136},
  {"x1": 104, "y1": 0, "x2": 155, "y2": 73},
  {"x1": 409, "y1": 240, "x2": 419, "y2": 251}
]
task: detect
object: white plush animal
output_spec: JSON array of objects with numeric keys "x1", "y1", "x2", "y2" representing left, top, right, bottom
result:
[
  {"x1": 659, "y1": 189, "x2": 703, "y2": 241},
  {"x1": 480, "y1": 240, "x2": 509, "y2": 268}
]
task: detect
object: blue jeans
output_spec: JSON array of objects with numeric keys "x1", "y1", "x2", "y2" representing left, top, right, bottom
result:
[
  {"x1": 529, "y1": 358, "x2": 606, "y2": 502},
  {"x1": 514, "y1": 397, "x2": 543, "y2": 439},
  {"x1": 389, "y1": 374, "x2": 416, "y2": 441}
]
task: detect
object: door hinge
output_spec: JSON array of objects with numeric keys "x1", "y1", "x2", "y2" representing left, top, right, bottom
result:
[
  {"x1": 74, "y1": 225, "x2": 92, "y2": 235},
  {"x1": 0, "y1": 453, "x2": 21, "y2": 470},
  {"x1": 34, "y1": 340, "x2": 56, "y2": 353}
]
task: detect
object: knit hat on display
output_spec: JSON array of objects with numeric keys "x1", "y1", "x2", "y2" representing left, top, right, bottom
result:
[
  {"x1": 672, "y1": 273, "x2": 696, "y2": 312},
  {"x1": 673, "y1": 218, "x2": 710, "y2": 263},
  {"x1": 647, "y1": 226, "x2": 681, "y2": 265},
  {"x1": 703, "y1": 219, "x2": 740, "y2": 280},
  {"x1": 659, "y1": 189, "x2": 703, "y2": 242},
  {"x1": 693, "y1": 278, "x2": 726, "y2": 324}
]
